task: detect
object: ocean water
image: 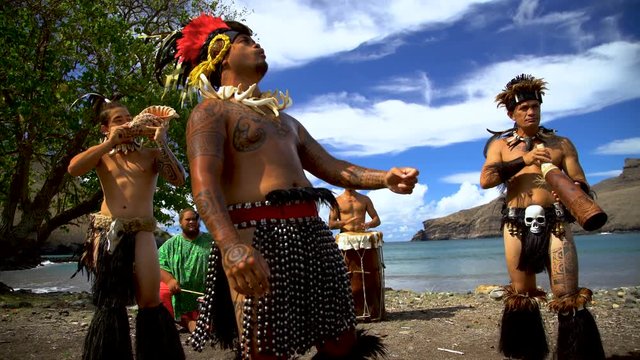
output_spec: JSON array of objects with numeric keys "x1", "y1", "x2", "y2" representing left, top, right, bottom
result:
[
  {"x1": 1, "y1": 233, "x2": 638, "y2": 294},
  {"x1": 383, "y1": 232, "x2": 640, "y2": 293}
]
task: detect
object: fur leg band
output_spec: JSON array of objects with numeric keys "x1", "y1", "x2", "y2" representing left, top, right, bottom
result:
[
  {"x1": 550, "y1": 288, "x2": 605, "y2": 360},
  {"x1": 499, "y1": 286, "x2": 549, "y2": 360},
  {"x1": 135, "y1": 304, "x2": 185, "y2": 360},
  {"x1": 82, "y1": 306, "x2": 132, "y2": 360},
  {"x1": 311, "y1": 329, "x2": 387, "y2": 360}
]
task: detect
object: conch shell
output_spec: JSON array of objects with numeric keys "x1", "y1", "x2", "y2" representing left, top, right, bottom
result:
[
  {"x1": 136, "y1": 105, "x2": 179, "y2": 120},
  {"x1": 127, "y1": 105, "x2": 179, "y2": 138}
]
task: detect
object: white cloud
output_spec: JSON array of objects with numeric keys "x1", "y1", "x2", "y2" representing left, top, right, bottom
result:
[
  {"x1": 316, "y1": 181, "x2": 500, "y2": 242},
  {"x1": 501, "y1": 1, "x2": 607, "y2": 50},
  {"x1": 600, "y1": 15, "x2": 623, "y2": 42},
  {"x1": 594, "y1": 137, "x2": 640, "y2": 155},
  {"x1": 441, "y1": 171, "x2": 481, "y2": 184},
  {"x1": 294, "y1": 41, "x2": 640, "y2": 157},
  {"x1": 513, "y1": 0, "x2": 540, "y2": 25},
  {"x1": 238, "y1": 0, "x2": 499, "y2": 69},
  {"x1": 372, "y1": 71, "x2": 434, "y2": 105},
  {"x1": 429, "y1": 182, "x2": 500, "y2": 217},
  {"x1": 379, "y1": 182, "x2": 499, "y2": 241},
  {"x1": 342, "y1": 37, "x2": 406, "y2": 62},
  {"x1": 365, "y1": 184, "x2": 431, "y2": 241}
]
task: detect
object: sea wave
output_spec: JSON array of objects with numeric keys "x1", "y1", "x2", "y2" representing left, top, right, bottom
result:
[{"x1": 14, "y1": 286, "x2": 79, "y2": 294}]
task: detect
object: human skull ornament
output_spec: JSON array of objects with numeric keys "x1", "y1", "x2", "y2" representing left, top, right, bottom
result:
[{"x1": 524, "y1": 205, "x2": 546, "y2": 234}]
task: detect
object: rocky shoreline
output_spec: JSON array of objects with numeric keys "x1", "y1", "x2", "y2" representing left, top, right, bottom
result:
[{"x1": 1, "y1": 286, "x2": 639, "y2": 359}]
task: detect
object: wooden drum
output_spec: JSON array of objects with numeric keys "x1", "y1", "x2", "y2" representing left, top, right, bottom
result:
[{"x1": 336, "y1": 231, "x2": 386, "y2": 322}]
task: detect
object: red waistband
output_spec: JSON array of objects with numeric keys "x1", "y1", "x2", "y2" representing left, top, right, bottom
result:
[{"x1": 228, "y1": 201, "x2": 318, "y2": 226}]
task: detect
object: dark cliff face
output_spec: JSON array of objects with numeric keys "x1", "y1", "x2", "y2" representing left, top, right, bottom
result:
[{"x1": 412, "y1": 158, "x2": 640, "y2": 241}]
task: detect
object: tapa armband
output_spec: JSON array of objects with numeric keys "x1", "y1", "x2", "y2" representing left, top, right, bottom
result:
[{"x1": 496, "y1": 157, "x2": 526, "y2": 182}]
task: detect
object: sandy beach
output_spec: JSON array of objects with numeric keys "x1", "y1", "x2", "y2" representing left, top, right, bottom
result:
[{"x1": 1, "y1": 286, "x2": 639, "y2": 360}]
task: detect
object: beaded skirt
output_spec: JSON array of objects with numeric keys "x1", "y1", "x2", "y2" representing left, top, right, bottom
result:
[{"x1": 188, "y1": 188, "x2": 356, "y2": 359}]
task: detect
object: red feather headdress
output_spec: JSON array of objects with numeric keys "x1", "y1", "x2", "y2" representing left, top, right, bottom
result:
[
  {"x1": 155, "y1": 14, "x2": 253, "y2": 100},
  {"x1": 175, "y1": 14, "x2": 230, "y2": 66}
]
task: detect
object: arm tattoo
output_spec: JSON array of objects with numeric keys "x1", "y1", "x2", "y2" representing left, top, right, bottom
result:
[
  {"x1": 231, "y1": 293, "x2": 246, "y2": 328},
  {"x1": 341, "y1": 165, "x2": 386, "y2": 189},
  {"x1": 156, "y1": 140, "x2": 186, "y2": 185},
  {"x1": 194, "y1": 189, "x2": 237, "y2": 247},
  {"x1": 194, "y1": 189, "x2": 224, "y2": 220}
]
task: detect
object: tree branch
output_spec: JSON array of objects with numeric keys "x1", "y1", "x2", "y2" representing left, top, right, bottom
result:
[{"x1": 37, "y1": 189, "x2": 103, "y2": 244}]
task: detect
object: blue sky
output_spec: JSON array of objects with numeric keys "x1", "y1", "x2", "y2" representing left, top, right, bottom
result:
[{"x1": 168, "y1": 0, "x2": 640, "y2": 241}]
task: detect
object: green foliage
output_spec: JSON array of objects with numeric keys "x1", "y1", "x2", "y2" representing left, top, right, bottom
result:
[{"x1": 0, "y1": 0, "x2": 247, "y2": 259}]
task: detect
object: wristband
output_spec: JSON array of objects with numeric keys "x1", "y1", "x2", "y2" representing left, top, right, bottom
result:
[{"x1": 496, "y1": 157, "x2": 526, "y2": 182}]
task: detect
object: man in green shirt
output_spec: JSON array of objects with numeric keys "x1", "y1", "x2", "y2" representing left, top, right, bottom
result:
[{"x1": 159, "y1": 208, "x2": 212, "y2": 333}]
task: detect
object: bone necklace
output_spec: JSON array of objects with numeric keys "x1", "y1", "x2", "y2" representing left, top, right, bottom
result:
[
  {"x1": 506, "y1": 128, "x2": 546, "y2": 151},
  {"x1": 196, "y1": 74, "x2": 292, "y2": 117},
  {"x1": 103, "y1": 138, "x2": 142, "y2": 155}
]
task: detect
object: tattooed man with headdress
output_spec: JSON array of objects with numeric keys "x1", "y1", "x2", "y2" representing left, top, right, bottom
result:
[
  {"x1": 480, "y1": 74, "x2": 604, "y2": 360},
  {"x1": 68, "y1": 99, "x2": 186, "y2": 360},
  {"x1": 156, "y1": 14, "x2": 418, "y2": 360}
]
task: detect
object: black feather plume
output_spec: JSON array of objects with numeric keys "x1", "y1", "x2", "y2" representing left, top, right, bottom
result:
[
  {"x1": 265, "y1": 187, "x2": 338, "y2": 210},
  {"x1": 154, "y1": 30, "x2": 183, "y2": 86}
]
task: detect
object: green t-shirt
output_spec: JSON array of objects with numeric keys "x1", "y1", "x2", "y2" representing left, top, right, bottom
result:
[{"x1": 158, "y1": 232, "x2": 212, "y2": 320}]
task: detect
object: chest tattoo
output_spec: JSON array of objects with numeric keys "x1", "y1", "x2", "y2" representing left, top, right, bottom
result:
[
  {"x1": 233, "y1": 120, "x2": 265, "y2": 152},
  {"x1": 231, "y1": 111, "x2": 292, "y2": 152}
]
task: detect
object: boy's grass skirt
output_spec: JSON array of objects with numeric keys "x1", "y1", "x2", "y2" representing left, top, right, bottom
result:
[
  {"x1": 78, "y1": 214, "x2": 183, "y2": 360},
  {"x1": 82, "y1": 306, "x2": 132, "y2": 360},
  {"x1": 135, "y1": 304, "x2": 185, "y2": 360}
]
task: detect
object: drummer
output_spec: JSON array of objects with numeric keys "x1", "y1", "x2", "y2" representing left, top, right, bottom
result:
[
  {"x1": 329, "y1": 188, "x2": 381, "y2": 233},
  {"x1": 480, "y1": 74, "x2": 604, "y2": 360}
]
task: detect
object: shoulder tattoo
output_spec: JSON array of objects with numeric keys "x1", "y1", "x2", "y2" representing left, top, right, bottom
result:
[{"x1": 187, "y1": 101, "x2": 226, "y2": 160}]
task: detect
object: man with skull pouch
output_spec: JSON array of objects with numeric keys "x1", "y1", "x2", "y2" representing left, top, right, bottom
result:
[{"x1": 480, "y1": 74, "x2": 604, "y2": 360}]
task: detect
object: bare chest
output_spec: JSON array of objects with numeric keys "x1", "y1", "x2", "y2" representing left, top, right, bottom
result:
[
  {"x1": 100, "y1": 150, "x2": 156, "y2": 179},
  {"x1": 501, "y1": 138, "x2": 564, "y2": 166},
  {"x1": 226, "y1": 105, "x2": 299, "y2": 156},
  {"x1": 338, "y1": 198, "x2": 365, "y2": 214}
]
